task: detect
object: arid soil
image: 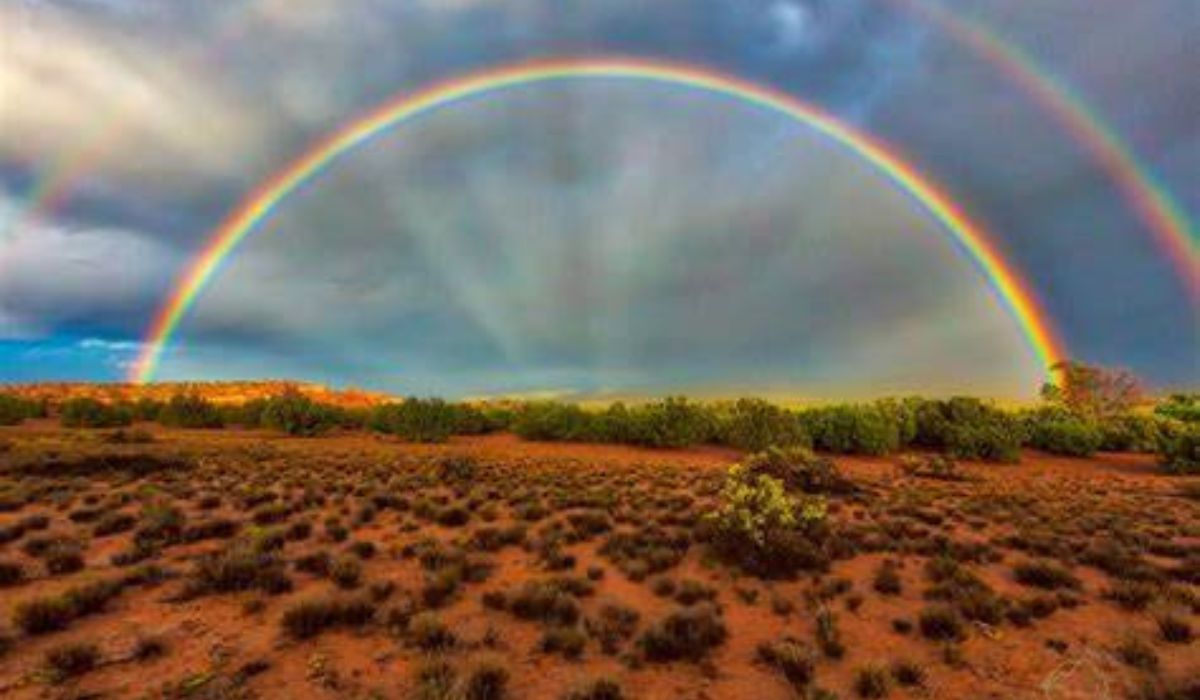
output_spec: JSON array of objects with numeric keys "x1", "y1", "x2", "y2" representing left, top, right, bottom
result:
[{"x1": 0, "y1": 421, "x2": 1195, "y2": 700}]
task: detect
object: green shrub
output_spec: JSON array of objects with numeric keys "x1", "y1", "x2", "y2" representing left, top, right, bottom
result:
[
  {"x1": 157, "y1": 393, "x2": 224, "y2": 429},
  {"x1": 1022, "y1": 411, "x2": 1103, "y2": 457},
  {"x1": 589, "y1": 402, "x2": 636, "y2": 443},
  {"x1": 1100, "y1": 414, "x2": 1168, "y2": 452},
  {"x1": 60, "y1": 397, "x2": 132, "y2": 428},
  {"x1": 451, "y1": 404, "x2": 508, "y2": 435},
  {"x1": 1155, "y1": 394, "x2": 1200, "y2": 423},
  {"x1": 511, "y1": 402, "x2": 593, "y2": 441},
  {"x1": 228, "y1": 398, "x2": 267, "y2": 427},
  {"x1": 1158, "y1": 422, "x2": 1200, "y2": 475},
  {"x1": 913, "y1": 397, "x2": 1021, "y2": 462},
  {"x1": 0, "y1": 393, "x2": 42, "y2": 425},
  {"x1": 715, "y1": 399, "x2": 809, "y2": 451},
  {"x1": 512, "y1": 398, "x2": 720, "y2": 447},
  {"x1": 260, "y1": 391, "x2": 338, "y2": 436},
  {"x1": 876, "y1": 398, "x2": 921, "y2": 447},
  {"x1": 801, "y1": 404, "x2": 899, "y2": 456},
  {"x1": 130, "y1": 398, "x2": 164, "y2": 421},
  {"x1": 369, "y1": 398, "x2": 458, "y2": 442},
  {"x1": 624, "y1": 397, "x2": 717, "y2": 448},
  {"x1": 946, "y1": 422, "x2": 1022, "y2": 462},
  {"x1": 703, "y1": 462, "x2": 828, "y2": 578}
]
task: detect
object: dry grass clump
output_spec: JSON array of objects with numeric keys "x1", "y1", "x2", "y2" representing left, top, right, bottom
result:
[
  {"x1": 638, "y1": 604, "x2": 727, "y2": 662},
  {"x1": 1012, "y1": 559, "x2": 1081, "y2": 590},
  {"x1": 757, "y1": 637, "x2": 817, "y2": 691},
  {"x1": 43, "y1": 641, "x2": 99, "y2": 683},
  {"x1": 280, "y1": 596, "x2": 376, "y2": 639},
  {"x1": 562, "y1": 678, "x2": 624, "y2": 700},
  {"x1": 14, "y1": 579, "x2": 123, "y2": 634}
]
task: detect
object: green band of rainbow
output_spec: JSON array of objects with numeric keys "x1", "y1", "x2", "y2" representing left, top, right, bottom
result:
[{"x1": 130, "y1": 57, "x2": 1067, "y2": 383}]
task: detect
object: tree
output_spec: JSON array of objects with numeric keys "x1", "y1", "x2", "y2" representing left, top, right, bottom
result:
[{"x1": 1041, "y1": 361, "x2": 1143, "y2": 420}]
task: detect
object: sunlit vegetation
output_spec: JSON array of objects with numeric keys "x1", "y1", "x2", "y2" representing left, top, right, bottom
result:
[
  {"x1": 60, "y1": 397, "x2": 132, "y2": 428},
  {"x1": 4, "y1": 360, "x2": 1195, "y2": 474},
  {"x1": 157, "y1": 393, "x2": 224, "y2": 429},
  {"x1": 0, "y1": 394, "x2": 45, "y2": 426}
]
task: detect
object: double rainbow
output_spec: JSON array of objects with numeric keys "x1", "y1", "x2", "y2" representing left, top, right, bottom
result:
[{"x1": 130, "y1": 57, "x2": 1066, "y2": 383}]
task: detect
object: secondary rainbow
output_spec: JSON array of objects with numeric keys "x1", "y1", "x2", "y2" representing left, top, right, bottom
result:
[
  {"x1": 130, "y1": 57, "x2": 1067, "y2": 383},
  {"x1": 892, "y1": 0, "x2": 1198, "y2": 298}
]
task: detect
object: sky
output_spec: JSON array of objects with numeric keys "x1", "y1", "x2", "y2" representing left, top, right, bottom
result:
[{"x1": 0, "y1": 0, "x2": 1196, "y2": 399}]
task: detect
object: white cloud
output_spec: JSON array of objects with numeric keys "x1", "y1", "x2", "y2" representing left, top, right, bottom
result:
[
  {"x1": 78, "y1": 337, "x2": 143, "y2": 352},
  {"x1": 769, "y1": 0, "x2": 814, "y2": 51},
  {"x1": 0, "y1": 4, "x2": 262, "y2": 182}
]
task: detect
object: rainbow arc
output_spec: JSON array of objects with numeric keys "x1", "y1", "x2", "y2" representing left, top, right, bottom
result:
[{"x1": 130, "y1": 58, "x2": 1068, "y2": 383}]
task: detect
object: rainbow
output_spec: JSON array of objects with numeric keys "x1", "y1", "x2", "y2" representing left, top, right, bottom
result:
[
  {"x1": 130, "y1": 57, "x2": 1067, "y2": 383},
  {"x1": 892, "y1": 0, "x2": 1198, "y2": 298}
]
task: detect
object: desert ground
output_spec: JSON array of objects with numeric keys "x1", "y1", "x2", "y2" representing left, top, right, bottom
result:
[{"x1": 0, "y1": 421, "x2": 1195, "y2": 700}]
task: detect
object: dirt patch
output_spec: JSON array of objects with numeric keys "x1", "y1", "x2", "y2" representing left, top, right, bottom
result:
[{"x1": 0, "y1": 423, "x2": 1195, "y2": 699}]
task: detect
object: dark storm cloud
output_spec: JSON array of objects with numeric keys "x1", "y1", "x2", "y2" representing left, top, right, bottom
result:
[
  {"x1": 0, "y1": 0, "x2": 1194, "y2": 391},
  {"x1": 871, "y1": 0, "x2": 1198, "y2": 385}
]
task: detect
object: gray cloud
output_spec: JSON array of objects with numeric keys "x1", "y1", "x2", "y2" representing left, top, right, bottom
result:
[
  {"x1": 0, "y1": 194, "x2": 178, "y2": 339},
  {"x1": 0, "y1": 0, "x2": 1193, "y2": 391},
  {"x1": 156, "y1": 85, "x2": 1040, "y2": 396},
  {"x1": 0, "y1": 4, "x2": 264, "y2": 186}
]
